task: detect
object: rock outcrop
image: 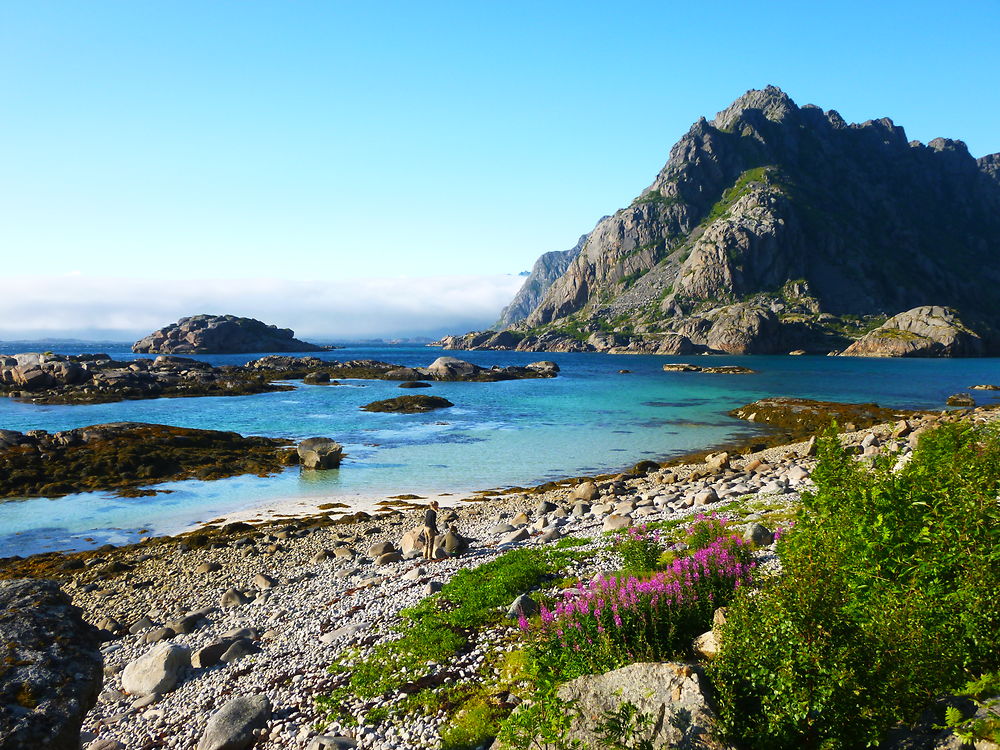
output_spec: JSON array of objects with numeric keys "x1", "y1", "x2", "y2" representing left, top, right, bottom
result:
[
  {"x1": 459, "y1": 86, "x2": 1000, "y2": 356},
  {"x1": 133, "y1": 315, "x2": 325, "y2": 354},
  {"x1": 839, "y1": 306, "x2": 987, "y2": 357},
  {"x1": 496, "y1": 223, "x2": 605, "y2": 328},
  {"x1": 297, "y1": 438, "x2": 344, "y2": 469},
  {"x1": 0, "y1": 579, "x2": 103, "y2": 750},
  {"x1": 552, "y1": 662, "x2": 734, "y2": 750}
]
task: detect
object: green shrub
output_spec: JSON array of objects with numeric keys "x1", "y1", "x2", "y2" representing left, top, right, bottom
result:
[
  {"x1": 613, "y1": 525, "x2": 663, "y2": 571},
  {"x1": 711, "y1": 422, "x2": 1000, "y2": 749},
  {"x1": 684, "y1": 513, "x2": 730, "y2": 550}
]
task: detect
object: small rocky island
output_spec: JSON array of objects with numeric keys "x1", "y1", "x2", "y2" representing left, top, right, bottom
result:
[
  {"x1": 132, "y1": 315, "x2": 326, "y2": 354},
  {"x1": 361, "y1": 395, "x2": 454, "y2": 413}
]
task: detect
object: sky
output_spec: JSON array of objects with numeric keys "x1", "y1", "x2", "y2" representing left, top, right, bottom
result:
[{"x1": 2, "y1": 1, "x2": 998, "y2": 340}]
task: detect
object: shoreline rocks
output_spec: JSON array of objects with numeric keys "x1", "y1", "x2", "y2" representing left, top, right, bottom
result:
[{"x1": 0, "y1": 579, "x2": 103, "y2": 750}]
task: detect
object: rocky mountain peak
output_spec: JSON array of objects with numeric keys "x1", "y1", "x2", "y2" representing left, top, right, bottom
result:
[
  {"x1": 711, "y1": 85, "x2": 798, "y2": 131},
  {"x1": 462, "y1": 86, "x2": 1000, "y2": 357}
]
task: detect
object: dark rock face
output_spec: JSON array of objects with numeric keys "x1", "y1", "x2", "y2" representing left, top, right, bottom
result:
[
  {"x1": 361, "y1": 395, "x2": 455, "y2": 413},
  {"x1": 839, "y1": 306, "x2": 987, "y2": 357},
  {"x1": 0, "y1": 579, "x2": 103, "y2": 750},
  {"x1": 133, "y1": 314, "x2": 325, "y2": 354},
  {"x1": 468, "y1": 86, "x2": 1000, "y2": 356}
]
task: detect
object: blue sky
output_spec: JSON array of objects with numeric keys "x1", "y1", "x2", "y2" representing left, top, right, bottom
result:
[{"x1": 1, "y1": 1, "x2": 998, "y2": 338}]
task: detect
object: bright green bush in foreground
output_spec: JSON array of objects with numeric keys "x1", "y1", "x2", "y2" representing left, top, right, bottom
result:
[{"x1": 711, "y1": 423, "x2": 1000, "y2": 749}]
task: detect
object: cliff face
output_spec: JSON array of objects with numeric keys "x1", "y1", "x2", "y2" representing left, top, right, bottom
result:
[
  {"x1": 495, "y1": 228, "x2": 596, "y2": 328},
  {"x1": 463, "y1": 86, "x2": 1000, "y2": 356}
]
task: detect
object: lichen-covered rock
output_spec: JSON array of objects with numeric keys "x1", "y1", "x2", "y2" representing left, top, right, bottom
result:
[
  {"x1": 0, "y1": 579, "x2": 103, "y2": 750},
  {"x1": 133, "y1": 314, "x2": 324, "y2": 354},
  {"x1": 840, "y1": 307, "x2": 986, "y2": 357},
  {"x1": 550, "y1": 662, "x2": 735, "y2": 750},
  {"x1": 196, "y1": 694, "x2": 271, "y2": 750},
  {"x1": 297, "y1": 438, "x2": 344, "y2": 469}
]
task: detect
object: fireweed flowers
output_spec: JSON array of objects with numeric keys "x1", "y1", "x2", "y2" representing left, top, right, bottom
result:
[{"x1": 519, "y1": 535, "x2": 755, "y2": 678}]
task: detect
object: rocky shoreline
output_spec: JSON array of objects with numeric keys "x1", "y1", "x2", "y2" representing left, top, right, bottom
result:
[
  {"x1": 2, "y1": 399, "x2": 995, "y2": 750},
  {"x1": 0, "y1": 354, "x2": 558, "y2": 406}
]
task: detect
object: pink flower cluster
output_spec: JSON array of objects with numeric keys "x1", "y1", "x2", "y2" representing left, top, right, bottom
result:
[{"x1": 519, "y1": 535, "x2": 755, "y2": 662}]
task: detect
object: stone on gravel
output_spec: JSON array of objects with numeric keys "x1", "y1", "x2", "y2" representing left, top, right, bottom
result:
[
  {"x1": 376, "y1": 552, "x2": 403, "y2": 565},
  {"x1": 424, "y1": 581, "x2": 444, "y2": 595},
  {"x1": 0, "y1": 579, "x2": 104, "y2": 750},
  {"x1": 491, "y1": 523, "x2": 516, "y2": 534},
  {"x1": 744, "y1": 523, "x2": 774, "y2": 546},
  {"x1": 196, "y1": 694, "x2": 271, "y2": 750},
  {"x1": 693, "y1": 488, "x2": 719, "y2": 506},
  {"x1": 252, "y1": 573, "x2": 277, "y2": 590},
  {"x1": 554, "y1": 662, "x2": 733, "y2": 749},
  {"x1": 195, "y1": 562, "x2": 222, "y2": 574},
  {"x1": 143, "y1": 627, "x2": 176, "y2": 643},
  {"x1": 192, "y1": 640, "x2": 235, "y2": 669},
  {"x1": 307, "y1": 736, "x2": 358, "y2": 750},
  {"x1": 86, "y1": 740, "x2": 126, "y2": 750},
  {"x1": 219, "y1": 639, "x2": 259, "y2": 664},
  {"x1": 571, "y1": 481, "x2": 599, "y2": 501},
  {"x1": 500, "y1": 528, "x2": 529, "y2": 544},
  {"x1": 602, "y1": 514, "x2": 631, "y2": 532},
  {"x1": 220, "y1": 588, "x2": 250, "y2": 608},
  {"x1": 121, "y1": 643, "x2": 190, "y2": 697},
  {"x1": 507, "y1": 594, "x2": 538, "y2": 619},
  {"x1": 368, "y1": 541, "x2": 396, "y2": 557}
]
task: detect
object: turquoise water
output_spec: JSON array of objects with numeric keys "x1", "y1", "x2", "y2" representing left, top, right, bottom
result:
[{"x1": 1, "y1": 343, "x2": 999, "y2": 556}]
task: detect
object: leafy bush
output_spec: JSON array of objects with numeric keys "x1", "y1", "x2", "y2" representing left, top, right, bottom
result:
[
  {"x1": 521, "y1": 536, "x2": 754, "y2": 680},
  {"x1": 613, "y1": 524, "x2": 663, "y2": 571},
  {"x1": 684, "y1": 513, "x2": 731, "y2": 550},
  {"x1": 711, "y1": 423, "x2": 1000, "y2": 749}
]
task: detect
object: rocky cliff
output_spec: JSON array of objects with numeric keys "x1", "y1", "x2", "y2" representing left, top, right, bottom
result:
[
  {"x1": 133, "y1": 315, "x2": 325, "y2": 354},
  {"x1": 496, "y1": 221, "x2": 605, "y2": 327},
  {"x1": 451, "y1": 86, "x2": 1000, "y2": 356}
]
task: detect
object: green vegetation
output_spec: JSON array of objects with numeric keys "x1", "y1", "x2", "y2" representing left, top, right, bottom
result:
[
  {"x1": 318, "y1": 547, "x2": 588, "y2": 732},
  {"x1": 702, "y1": 166, "x2": 776, "y2": 226},
  {"x1": 711, "y1": 423, "x2": 1000, "y2": 749}
]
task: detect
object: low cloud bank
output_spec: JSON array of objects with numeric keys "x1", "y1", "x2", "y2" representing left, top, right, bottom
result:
[{"x1": 0, "y1": 274, "x2": 525, "y2": 342}]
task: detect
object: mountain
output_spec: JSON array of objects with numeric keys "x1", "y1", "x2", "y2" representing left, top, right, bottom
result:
[
  {"x1": 495, "y1": 220, "x2": 606, "y2": 328},
  {"x1": 443, "y1": 86, "x2": 1000, "y2": 356}
]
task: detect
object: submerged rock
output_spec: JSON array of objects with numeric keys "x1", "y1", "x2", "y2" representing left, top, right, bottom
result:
[{"x1": 361, "y1": 396, "x2": 454, "y2": 413}]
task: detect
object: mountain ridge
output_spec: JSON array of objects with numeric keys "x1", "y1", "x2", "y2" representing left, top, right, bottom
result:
[{"x1": 445, "y1": 86, "x2": 1000, "y2": 356}]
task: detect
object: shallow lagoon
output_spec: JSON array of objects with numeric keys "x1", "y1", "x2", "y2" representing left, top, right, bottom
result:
[{"x1": 1, "y1": 343, "x2": 998, "y2": 556}]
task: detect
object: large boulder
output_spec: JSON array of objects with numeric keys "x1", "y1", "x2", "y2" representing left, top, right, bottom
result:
[
  {"x1": 121, "y1": 643, "x2": 190, "y2": 697},
  {"x1": 133, "y1": 314, "x2": 324, "y2": 354},
  {"x1": 360, "y1": 395, "x2": 454, "y2": 413},
  {"x1": 197, "y1": 694, "x2": 272, "y2": 750},
  {"x1": 426, "y1": 356, "x2": 482, "y2": 380},
  {"x1": 840, "y1": 306, "x2": 986, "y2": 357},
  {"x1": 553, "y1": 662, "x2": 734, "y2": 750},
  {"x1": 0, "y1": 579, "x2": 103, "y2": 750},
  {"x1": 297, "y1": 438, "x2": 344, "y2": 469}
]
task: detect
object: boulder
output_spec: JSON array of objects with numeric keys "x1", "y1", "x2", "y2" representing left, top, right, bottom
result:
[
  {"x1": 572, "y1": 481, "x2": 599, "y2": 502},
  {"x1": 0, "y1": 579, "x2": 103, "y2": 750},
  {"x1": 196, "y1": 694, "x2": 271, "y2": 750},
  {"x1": 840, "y1": 306, "x2": 985, "y2": 358},
  {"x1": 946, "y1": 393, "x2": 976, "y2": 407},
  {"x1": 744, "y1": 523, "x2": 774, "y2": 546},
  {"x1": 603, "y1": 514, "x2": 631, "y2": 532},
  {"x1": 426, "y1": 356, "x2": 482, "y2": 380},
  {"x1": 553, "y1": 662, "x2": 734, "y2": 749},
  {"x1": 121, "y1": 643, "x2": 190, "y2": 697},
  {"x1": 360, "y1": 395, "x2": 454, "y2": 413},
  {"x1": 399, "y1": 527, "x2": 426, "y2": 555},
  {"x1": 297, "y1": 438, "x2": 344, "y2": 469},
  {"x1": 507, "y1": 594, "x2": 538, "y2": 619},
  {"x1": 307, "y1": 736, "x2": 358, "y2": 750}
]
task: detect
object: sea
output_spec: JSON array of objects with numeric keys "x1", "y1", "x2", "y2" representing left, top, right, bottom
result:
[{"x1": 1, "y1": 341, "x2": 998, "y2": 557}]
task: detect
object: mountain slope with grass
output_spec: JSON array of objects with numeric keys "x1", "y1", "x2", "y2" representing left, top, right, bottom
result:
[{"x1": 446, "y1": 86, "x2": 1000, "y2": 355}]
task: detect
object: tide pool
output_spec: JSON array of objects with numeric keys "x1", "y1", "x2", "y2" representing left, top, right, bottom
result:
[{"x1": 1, "y1": 343, "x2": 998, "y2": 556}]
